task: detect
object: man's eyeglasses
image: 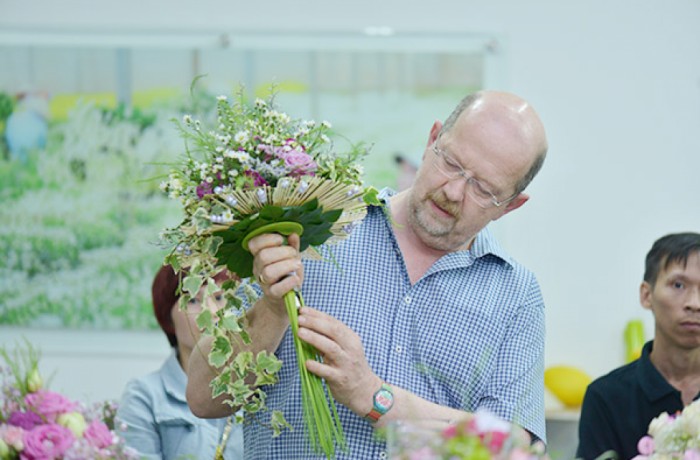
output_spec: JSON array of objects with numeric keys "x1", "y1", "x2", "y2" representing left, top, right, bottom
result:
[{"x1": 431, "y1": 137, "x2": 518, "y2": 209}]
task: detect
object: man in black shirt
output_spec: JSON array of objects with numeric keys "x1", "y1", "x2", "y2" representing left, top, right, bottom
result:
[{"x1": 576, "y1": 232, "x2": 700, "y2": 460}]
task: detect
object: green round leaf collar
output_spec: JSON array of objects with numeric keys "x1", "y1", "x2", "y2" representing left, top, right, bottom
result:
[{"x1": 214, "y1": 198, "x2": 342, "y2": 278}]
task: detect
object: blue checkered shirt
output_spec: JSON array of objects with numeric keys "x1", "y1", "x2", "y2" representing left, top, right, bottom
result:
[{"x1": 243, "y1": 190, "x2": 546, "y2": 459}]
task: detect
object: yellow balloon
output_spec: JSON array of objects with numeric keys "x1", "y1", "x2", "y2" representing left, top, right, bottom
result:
[{"x1": 544, "y1": 365, "x2": 592, "y2": 408}]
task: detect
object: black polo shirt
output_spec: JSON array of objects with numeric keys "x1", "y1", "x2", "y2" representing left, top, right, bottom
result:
[{"x1": 576, "y1": 341, "x2": 700, "y2": 460}]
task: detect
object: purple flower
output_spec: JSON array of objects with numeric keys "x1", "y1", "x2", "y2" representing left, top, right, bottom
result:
[
  {"x1": 244, "y1": 170, "x2": 268, "y2": 187},
  {"x1": 25, "y1": 390, "x2": 76, "y2": 423},
  {"x1": 196, "y1": 181, "x2": 214, "y2": 198},
  {"x1": 21, "y1": 424, "x2": 74, "y2": 460},
  {"x1": 9, "y1": 410, "x2": 43, "y2": 430},
  {"x1": 84, "y1": 419, "x2": 113, "y2": 449}
]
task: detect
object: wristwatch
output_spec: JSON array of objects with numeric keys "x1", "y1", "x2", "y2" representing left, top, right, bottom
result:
[{"x1": 365, "y1": 382, "x2": 394, "y2": 422}]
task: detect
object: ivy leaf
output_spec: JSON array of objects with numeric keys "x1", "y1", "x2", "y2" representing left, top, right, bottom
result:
[
  {"x1": 182, "y1": 274, "x2": 203, "y2": 296},
  {"x1": 219, "y1": 314, "x2": 242, "y2": 333},
  {"x1": 210, "y1": 367, "x2": 232, "y2": 399},
  {"x1": 256, "y1": 350, "x2": 283, "y2": 375},
  {"x1": 209, "y1": 336, "x2": 233, "y2": 368},
  {"x1": 363, "y1": 186, "x2": 381, "y2": 206},
  {"x1": 270, "y1": 410, "x2": 292, "y2": 438},
  {"x1": 196, "y1": 310, "x2": 213, "y2": 335},
  {"x1": 233, "y1": 351, "x2": 253, "y2": 376}
]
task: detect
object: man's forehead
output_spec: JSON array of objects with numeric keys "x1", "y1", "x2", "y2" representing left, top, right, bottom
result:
[{"x1": 661, "y1": 251, "x2": 700, "y2": 274}]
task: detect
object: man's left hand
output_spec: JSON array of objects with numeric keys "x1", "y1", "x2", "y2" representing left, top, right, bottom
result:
[{"x1": 296, "y1": 306, "x2": 382, "y2": 417}]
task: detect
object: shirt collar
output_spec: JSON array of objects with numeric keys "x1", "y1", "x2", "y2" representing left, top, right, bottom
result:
[
  {"x1": 637, "y1": 340, "x2": 679, "y2": 403},
  {"x1": 160, "y1": 349, "x2": 188, "y2": 403}
]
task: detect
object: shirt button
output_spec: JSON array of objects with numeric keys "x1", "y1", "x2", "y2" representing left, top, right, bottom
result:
[
  {"x1": 379, "y1": 451, "x2": 387, "y2": 459},
  {"x1": 395, "y1": 345, "x2": 403, "y2": 354},
  {"x1": 404, "y1": 295, "x2": 411, "y2": 304}
]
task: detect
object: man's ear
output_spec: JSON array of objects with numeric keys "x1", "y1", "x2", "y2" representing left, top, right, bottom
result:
[
  {"x1": 428, "y1": 121, "x2": 443, "y2": 147},
  {"x1": 640, "y1": 281, "x2": 653, "y2": 310},
  {"x1": 494, "y1": 193, "x2": 529, "y2": 220}
]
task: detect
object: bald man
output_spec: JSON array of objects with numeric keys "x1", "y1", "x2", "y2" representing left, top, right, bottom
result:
[{"x1": 188, "y1": 91, "x2": 550, "y2": 459}]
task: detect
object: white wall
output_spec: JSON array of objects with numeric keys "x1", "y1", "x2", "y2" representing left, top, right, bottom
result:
[{"x1": 2, "y1": 0, "x2": 700, "y2": 403}]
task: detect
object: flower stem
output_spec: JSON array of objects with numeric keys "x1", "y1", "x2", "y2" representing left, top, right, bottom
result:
[{"x1": 284, "y1": 290, "x2": 346, "y2": 459}]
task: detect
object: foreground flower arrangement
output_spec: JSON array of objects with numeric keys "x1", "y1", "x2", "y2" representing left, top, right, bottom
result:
[
  {"x1": 0, "y1": 342, "x2": 137, "y2": 460},
  {"x1": 160, "y1": 88, "x2": 379, "y2": 458},
  {"x1": 633, "y1": 398, "x2": 700, "y2": 459},
  {"x1": 387, "y1": 409, "x2": 549, "y2": 460}
]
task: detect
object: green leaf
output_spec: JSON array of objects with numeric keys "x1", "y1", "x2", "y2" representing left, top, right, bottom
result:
[
  {"x1": 182, "y1": 274, "x2": 203, "y2": 296},
  {"x1": 363, "y1": 186, "x2": 381, "y2": 206},
  {"x1": 270, "y1": 410, "x2": 292, "y2": 438},
  {"x1": 256, "y1": 350, "x2": 283, "y2": 374},
  {"x1": 209, "y1": 336, "x2": 233, "y2": 368},
  {"x1": 196, "y1": 310, "x2": 213, "y2": 334},
  {"x1": 213, "y1": 199, "x2": 343, "y2": 278},
  {"x1": 219, "y1": 314, "x2": 241, "y2": 333},
  {"x1": 233, "y1": 351, "x2": 253, "y2": 376}
]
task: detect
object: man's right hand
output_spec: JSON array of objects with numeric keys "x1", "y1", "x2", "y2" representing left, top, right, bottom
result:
[{"x1": 247, "y1": 232, "x2": 304, "y2": 316}]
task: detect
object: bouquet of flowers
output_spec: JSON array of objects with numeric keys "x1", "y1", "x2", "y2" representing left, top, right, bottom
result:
[
  {"x1": 159, "y1": 87, "x2": 379, "y2": 458},
  {"x1": 387, "y1": 409, "x2": 549, "y2": 460},
  {"x1": 0, "y1": 341, "x2": 137, "y2": 460},
  {"x1": 632, "y1": 399, "x2": 700, "y2": 459}
]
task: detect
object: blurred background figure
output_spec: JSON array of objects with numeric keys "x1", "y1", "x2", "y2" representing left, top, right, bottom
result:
[
  {"x1": 116, "y1": 265, "x2": 243, "y2": 460},
  {"x1": 393, "y1": 152, "x2": 418, "y2": 191},
  {"x1": 4, "y1": 91, "x2": 49, "y2": 163}
]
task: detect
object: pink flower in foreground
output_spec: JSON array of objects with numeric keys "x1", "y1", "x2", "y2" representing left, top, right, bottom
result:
[
  {"x1": 277, "y1": 148, "x2": 317, "y2": 177},
  {"x1": 1, "y1": 425, "x2": 26, "y2": 450},
  {"x1": 684, "y1": 450, "x2": 700, "y2": 460},
  {"x1": 441, "y1": 424, "x2": 457, "y2": 439},
  {"x1": 84, "y1": 419, "x2": 113, "y2": 449},
  {"x1": 25, "y1": 390, "x2": 76, "y2": 422},
  {"x1": 21, "y1": 424, "x2": 74, "y2": 459},
  {"x1": 480, "y1": 429, "x2": 508, "y2": 454},
  {"x1": 637, "y1": 435, "x2": 655, "y2": 456}
]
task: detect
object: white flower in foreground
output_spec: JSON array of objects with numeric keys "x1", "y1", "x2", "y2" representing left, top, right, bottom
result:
[
  {"x1": 649, "y1": 412, "x2": 673, "y2": 438},
  {"x1": 232, "y1": 151, "x2": 250, "y2": 162},
  {"x1": 321, "y1": 120, "x2": 332, "y2": 128},
  {"x1": 217, "y1": 95, "x2": 228, "y2": 101},
  {"x1": 234, "y1": 131, "x2": 249, "y2": 144}
]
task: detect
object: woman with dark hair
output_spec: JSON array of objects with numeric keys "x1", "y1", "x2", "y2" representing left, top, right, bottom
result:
[{"x1": 116, "y1": 265, "x2": 243, "y2": 459}]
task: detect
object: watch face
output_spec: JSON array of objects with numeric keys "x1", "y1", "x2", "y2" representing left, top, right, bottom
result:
[{"x1": 375, "y1": 388, "x2": 394, "y2": 412}]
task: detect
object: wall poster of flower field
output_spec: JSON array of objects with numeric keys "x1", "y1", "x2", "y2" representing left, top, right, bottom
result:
[{"x1": 0, "y1": 36, "x2": 487, "y2": 330}]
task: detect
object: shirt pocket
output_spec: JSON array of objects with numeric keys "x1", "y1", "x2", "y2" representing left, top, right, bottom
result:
[{"x1": 156, "y1": 416, "x2": 197, "y2": 460}]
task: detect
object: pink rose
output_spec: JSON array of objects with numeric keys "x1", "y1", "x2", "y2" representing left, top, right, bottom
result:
[
  {"x1": 277, "y1": 148, "x2": 317, "y2": 177},
  {"x1": 20, "y1": 424, "x2": 74, "y2": 460},
  {"x1": 637, "y1": 435, "x2": 655, "y2": 456},
  {"x1": 84, "y1": 419, "x2": 113, "y2": 449},
  {"x1": 25, "y1": 390, "x2": 76, "y2": 423}
]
